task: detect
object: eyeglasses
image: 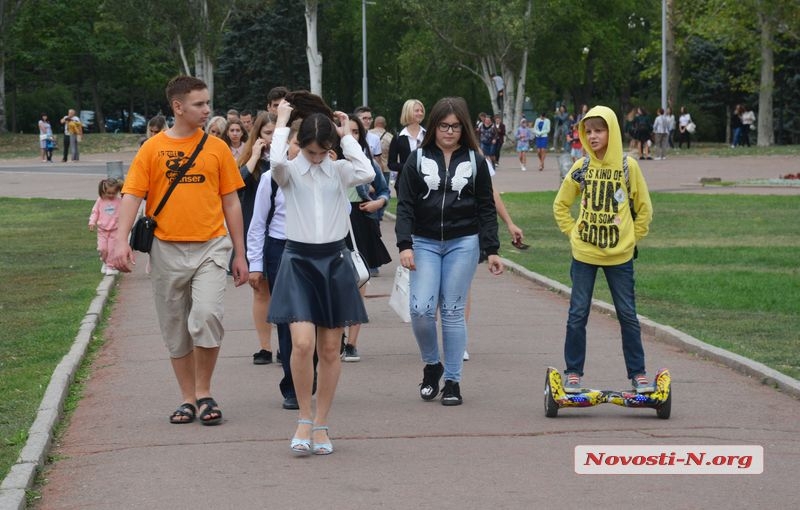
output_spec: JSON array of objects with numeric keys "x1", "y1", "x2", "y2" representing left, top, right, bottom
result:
[{"x1": 437, "y1": 122, "x2": 462, "y2": 133}]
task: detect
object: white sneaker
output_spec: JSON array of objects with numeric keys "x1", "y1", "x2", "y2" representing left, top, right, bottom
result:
[
  {"x1": 521, "y1": 166, "x2": 527, "y2": 171},
  {"x1": 463, "y1": 350, "x2": 470, "y2": 361},
  {"x1": 105, "y1": 268, "x2": 119, "y2": 276},
  {"x1": 100, "y1": 263, "x2": 107, "y2": 274}
]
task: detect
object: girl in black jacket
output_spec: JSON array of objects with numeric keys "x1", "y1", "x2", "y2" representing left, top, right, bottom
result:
[{"x1": 395, "y1": 97, "x2": 503, "y2": 406}]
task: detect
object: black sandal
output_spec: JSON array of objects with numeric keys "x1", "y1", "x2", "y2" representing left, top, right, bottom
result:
[
  {"x1": 196, "y1": 397, "x2": 223, "y2": 426},
  {"x1": 169, "y1": 403, "x2": 196, "y2": 424}
]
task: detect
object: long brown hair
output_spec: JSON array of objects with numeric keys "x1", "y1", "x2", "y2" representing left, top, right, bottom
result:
[
  {"x1": 284, "y1": 90, "x2": 334, "y2": 125},
  {"x1": 236, "y1": 112, "x2": 277, "y2": 179},
  {"x1": 420, "y1": 97, "x2": 479, "y2": 152}
]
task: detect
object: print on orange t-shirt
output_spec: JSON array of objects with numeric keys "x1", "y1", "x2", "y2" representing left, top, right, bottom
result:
[{"x1": 123, "y1": 130, "x2": 244, "y2": 242}]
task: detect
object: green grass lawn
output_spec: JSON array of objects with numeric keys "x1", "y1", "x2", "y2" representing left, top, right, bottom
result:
[
  {"x1": 498, "y1": 192, "x2": 800, "y2": 380},
  {"x1": 0, "y1": 133, "x2": 141, "y2": 159},
  {"x1": 0, "y1": 198, "x2": 100, "y2": 479}
]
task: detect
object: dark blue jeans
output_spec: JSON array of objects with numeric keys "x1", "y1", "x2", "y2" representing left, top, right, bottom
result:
[
  {"x1": 564, "y1": 258, "x2": 646, "y2": 379},
  {"x1": 265, "y1": 237, "x2": 294, "y2": 398}
]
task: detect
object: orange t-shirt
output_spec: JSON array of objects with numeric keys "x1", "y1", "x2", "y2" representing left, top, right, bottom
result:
[{"x1": 123, "y1": 130, "x2": 244, "y2": 242}]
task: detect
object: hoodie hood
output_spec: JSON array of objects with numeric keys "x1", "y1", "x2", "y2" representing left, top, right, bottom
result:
[{"x1": 579, "y1": 105, "x2": 623, "y2": 167}]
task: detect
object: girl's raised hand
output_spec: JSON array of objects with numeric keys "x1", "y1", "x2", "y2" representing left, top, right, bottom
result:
[
  {"x1": 333, "y1": 111, "x2": 350, "y2": 138},
  {"x1": 276, "y1": 99, "x2": 292, "y2": 127},
  {"x1": 253, "y1": 137, "x2": 267, "y2": 153}
]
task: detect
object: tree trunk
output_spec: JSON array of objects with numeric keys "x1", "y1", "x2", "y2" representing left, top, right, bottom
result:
[
  {"x1": 505, "y1": 0, "x2": 531, "y2": 141},
  {"x1": 756, "y1": 7, "x2": 774, "y2": 146},
  {"x1": 666, "y1": 0, "x2": 680, "y2": 109},
  {"x1": 0, "y1": 0, "x2": 25, "y2": 133},
  {"x1": 205, "y1": 54, "x2": 215, "y2": 110},
  {"x1": 305, "y1": 0, "x2": 322, "y2": 95},
  {"x1": 511, "y1": 47, "x2": 528, "y2": 139},
  {"x1": 177, "y1": 35, "x2": 192, "y2": 76},
  {"x1": 91, "y1": 78, "x2": 105, "y2": 133},
  {"x1": 0, "y1": 57, "x2": 6, "y2": 134}
]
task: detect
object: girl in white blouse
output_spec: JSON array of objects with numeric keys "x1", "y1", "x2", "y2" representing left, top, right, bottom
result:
[{"x1": 268, "y1": 98, "x2": 374, "y2": 455}]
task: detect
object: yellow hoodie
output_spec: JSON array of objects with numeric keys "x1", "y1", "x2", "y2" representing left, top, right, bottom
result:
[{"x1": 553, "y1": 105, "x2": 652, "y2": 266}]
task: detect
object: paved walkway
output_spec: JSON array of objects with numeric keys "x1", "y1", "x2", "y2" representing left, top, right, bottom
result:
[{"x1": 1, "y1": 153, "x2": 798, "y2": 509}]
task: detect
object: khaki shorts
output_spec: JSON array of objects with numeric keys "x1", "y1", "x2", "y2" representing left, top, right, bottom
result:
[{"x1": 150, "y1": 236, "x2": 232, "y2": 358}]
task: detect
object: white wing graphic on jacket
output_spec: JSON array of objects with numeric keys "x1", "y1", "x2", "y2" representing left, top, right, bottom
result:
[
  {"x1": 420, "y1": 156, "x2": 441, "y2": 199},
  {"x1": 451, "y1": 161, "x2": 472, "y2": 199}
]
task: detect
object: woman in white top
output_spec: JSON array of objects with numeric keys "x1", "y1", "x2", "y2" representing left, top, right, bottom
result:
[
  {"x1": 740, "y1": 105, "x2": 756, "y2": 147},
  {"x1": 678, "y1": 106, "x2": 692, "y2": 149},
  {"x1": 268, "y1": 98, "x2": 373, "y2": 456},
  {"x1": 388, "y1": 99, "x2": 426, "y2": 192},
  {"x1": 38, "y1": 113, "x2": 53, "y2": 162}
]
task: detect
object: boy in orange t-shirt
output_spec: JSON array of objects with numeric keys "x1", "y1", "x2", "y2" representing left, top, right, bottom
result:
[{"x1": 111, "y1": 76, "x2": 247, "y2": 427}]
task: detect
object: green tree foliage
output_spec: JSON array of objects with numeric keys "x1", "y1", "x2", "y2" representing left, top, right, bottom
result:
[
  {"x1": 529, "y1": 0, "x2": 660, "y2": 115},
  {"x1": 216, "y1": 0, "x2": 309, "y2": 113},
  {"x1": 3, "y1": 0, "x2": 798, "y2": 145},
  {"x1": 6, "y1": 0, "x2": 175, "y2": 133}
]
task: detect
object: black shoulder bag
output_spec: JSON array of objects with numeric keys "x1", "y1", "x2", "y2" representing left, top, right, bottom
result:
[{"x1": 130, "y1": 133, "x2": 208, "y2": 252}]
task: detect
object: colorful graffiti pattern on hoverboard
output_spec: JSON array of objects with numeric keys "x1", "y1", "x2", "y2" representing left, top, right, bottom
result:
[{"x1": 544, "y1": 367, "x2": 671, "y2": 419}]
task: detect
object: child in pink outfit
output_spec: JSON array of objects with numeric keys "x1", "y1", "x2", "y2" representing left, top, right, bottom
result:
[{"x1": 89, "y1": 178, "x2": 123, "y2": 275}]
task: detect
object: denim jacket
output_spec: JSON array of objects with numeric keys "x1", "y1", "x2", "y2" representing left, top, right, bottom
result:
[{"x1": 357, "y1": 159, "x2": 390, "y2": 220}]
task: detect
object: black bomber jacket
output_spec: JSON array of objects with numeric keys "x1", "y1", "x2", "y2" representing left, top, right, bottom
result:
[{"x1": 394, "y1": 144, "x2": 499, "y2": 256}]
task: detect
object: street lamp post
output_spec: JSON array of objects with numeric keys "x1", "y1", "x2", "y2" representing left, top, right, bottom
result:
[
  {"x1": 362, "y1": 0, "x2": 368, "y2": 106},
  {"x1": 661, "y1": 0, "x2": 667, "y2": 110}
]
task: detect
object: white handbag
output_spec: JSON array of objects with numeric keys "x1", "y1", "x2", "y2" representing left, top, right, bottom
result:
[
  {"x1": 348, "y1": 235, "x2": 370, "y2": 288},
  {"x1": 340, "y1": 181, "x2": 370, "y2": 288}
]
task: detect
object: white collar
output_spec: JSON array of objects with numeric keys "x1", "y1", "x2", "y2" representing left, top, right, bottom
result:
[
  {"x1": 399, "y1": 126, "x2": 426, "y2": 139},
  {"x1": 296, "y1": 151, "x2": 334, "y2": 178}
]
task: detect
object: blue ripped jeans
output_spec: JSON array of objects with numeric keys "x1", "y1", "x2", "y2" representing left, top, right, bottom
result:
[
  {"x1": 409, "y1": 234, "x2": 479, "y2": 382},
  {"x1": 564, "y1": 258, "x2": 646, "y2": 379}
]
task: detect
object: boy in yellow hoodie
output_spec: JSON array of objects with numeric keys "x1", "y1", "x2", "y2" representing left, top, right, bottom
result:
[{"x1": 553, "y1": 105, "x2": 654, "y2": 393}]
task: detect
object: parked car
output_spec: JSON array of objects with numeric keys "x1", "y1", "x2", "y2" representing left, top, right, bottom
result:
[
  {"x1": 105, "y1": 112, "x2": 147, "y2": 133},
  {"x1": 80, "y1": 110, "x2": 95, "y2": 133},
  {"x1": 105, "y1": 116, "x2": 125, "y2": 133},
  {"x1": 131, "y1": 113, "x2": 146, "y2": 134}
]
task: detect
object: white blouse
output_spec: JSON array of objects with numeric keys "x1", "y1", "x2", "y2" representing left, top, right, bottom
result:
[{"x1": 270, "y1": 127, "x2": 374, "y2": 244}]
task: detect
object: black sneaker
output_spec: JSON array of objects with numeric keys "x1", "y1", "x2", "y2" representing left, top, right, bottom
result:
[
  {"x1": 342, "y1": 344, "x2": 360, "y2": 362},
  {"x1": 441, "y1": 380, "x2": 463, "y2": 406},
  {"x1": 419, "y1": 362, "x2": 444, "y2": 401},
  {"x1": 282, "y1": 396, "x2": 299, "y2": 410},
  {"x1": 252, "y1": 349, "x2": 272, "y2": 365}
]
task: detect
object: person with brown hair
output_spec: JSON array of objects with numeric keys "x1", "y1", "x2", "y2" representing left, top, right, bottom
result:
[
  {"x1": 109, "y1": 75, "x2": 248, "y2": 426},
  {"x1": 395, "y1": 97, "x2": 504, "y2": 406},
  {"x1": 88, "y1": 178, "x2": 123, "y2": 276},
  {"x1": 223, "y1": 118, "x2": 249, "y2": 159},
  {"x1": 553, "y1": 105, "x2": 653, "y2": 394},
  {"x1": 237, "y1": 112, "x2": 278, "y2": 365},
  {"x1": 267, "y1": 95, "x2": 374, "y2": 454}
]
